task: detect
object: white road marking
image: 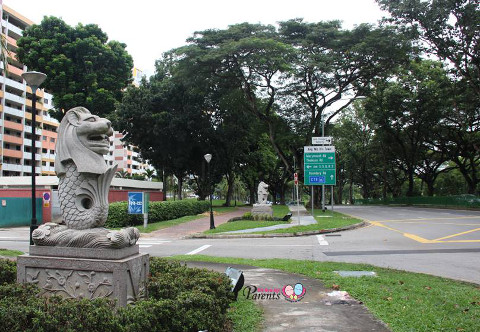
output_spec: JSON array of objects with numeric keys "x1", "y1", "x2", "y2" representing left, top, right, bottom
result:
[
  {"x1": 138, "y1": 240, "x2": 171, "y2": 248},
  {"x1": 317, "y1": 235, "x2": 329, "y2": 246},
  {"x1": 186, "y1": 244, "x2": 212, "y2": 255}
]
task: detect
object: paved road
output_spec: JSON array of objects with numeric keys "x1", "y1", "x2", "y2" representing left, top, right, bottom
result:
[{"x1": 2, "y1": 205, "x2": 479, "y2": 284}]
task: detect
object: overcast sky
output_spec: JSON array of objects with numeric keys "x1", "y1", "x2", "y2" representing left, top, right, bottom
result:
[{"x1": 8, "y1": 0, "x2": 388, "y2": 77}]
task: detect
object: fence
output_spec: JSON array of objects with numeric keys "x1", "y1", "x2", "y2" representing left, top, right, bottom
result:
[
  {"x1": 0, "y1": 197, "x2": 42, "y2": 227},
  {"x1": 355, "y1": 195, "x2": 480, "y2": 209}
]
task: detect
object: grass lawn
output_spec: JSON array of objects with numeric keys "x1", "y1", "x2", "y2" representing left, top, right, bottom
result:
[
  {"x1": 0, "y1": 249, "x2": 24, "y2": 257},
  {"x1": 205, "y1": 205, "x2": 291, "y2": 234},
  {"x1": 138, "y1": 206, "x2": 239, "y2": 233},
  {"x1": 172, "y1": 255, "x2": 480, "y2": 332},
  {"x1": 227, "y1": 291, "x2": 263, "y2": 332},
  {"x1": 207, "y1": 208, "x2": 363, "y2": 235}
]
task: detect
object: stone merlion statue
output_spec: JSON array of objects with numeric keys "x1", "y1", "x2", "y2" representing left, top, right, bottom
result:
[
  {"x1": 32, "y1": 107, "x2": 139, "y2": 248},
  {"x1": 257, "y1": 181, "x2": 269, "y2": 205}
]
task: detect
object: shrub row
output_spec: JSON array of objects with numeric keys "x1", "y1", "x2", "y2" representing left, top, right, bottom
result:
[
  {"x1": 0, "y1": 258, "x2": 234, "y2": 332},
  {"x1": 105, "y1": 200, "x2": 210, "y2": 228}
]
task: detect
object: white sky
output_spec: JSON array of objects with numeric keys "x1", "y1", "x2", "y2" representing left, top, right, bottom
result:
[{"x1": 7, "y1": 0, "x2": 387, "y2": 77}]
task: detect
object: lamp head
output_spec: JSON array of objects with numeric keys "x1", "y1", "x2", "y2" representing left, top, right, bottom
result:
[
  {"x1": 22, "y1": 71, "x2": 47, "y2": 91},
  {"x1": 204, "y1": 153, "x2": 212, "y2": 163}
]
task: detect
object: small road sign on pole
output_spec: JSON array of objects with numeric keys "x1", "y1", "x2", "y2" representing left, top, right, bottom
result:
[{"x1": 312, "y1": 136, "x2": 333, "y2": 145}]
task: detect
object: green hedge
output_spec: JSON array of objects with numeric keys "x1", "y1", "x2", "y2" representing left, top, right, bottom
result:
[
  {"x1": 105, "y1": 200, "x2": 210, "y2": 228},
  {"x1": 0, "y1": 258, "x2": 234, "y2": 332},
  {"x1": 355, "y1": 194, "x2": 480, "y2": 208}
]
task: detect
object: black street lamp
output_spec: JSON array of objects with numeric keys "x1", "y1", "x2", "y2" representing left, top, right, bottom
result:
[
  {"x1": 204, "y1": 153, "x2": 215, "y2": 229},
  {"x1": 22, "y1": 71, "x2": 47, "y2": 245}
]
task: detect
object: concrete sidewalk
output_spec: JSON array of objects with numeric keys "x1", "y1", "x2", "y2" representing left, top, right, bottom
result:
[
  {"x1": 141, "y1": 207, "x2": 250, "y2": 239},
  {"x1": 186, "y1": 261, "x2": 390, "y2": 332}
]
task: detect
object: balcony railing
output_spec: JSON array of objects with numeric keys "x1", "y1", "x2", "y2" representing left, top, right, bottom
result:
[
  {"x1": 24, "y1": 125, "x2": 43, "y2": 136},
  {"x1": 2, "y1": 163, "x2": 23, "y2": 172},
  {"x1": 4, "y1": 91, "x2": 24, "y2": 105},
  {"x1": 3, "y1": 106, "x2": 24, "y2": 117}
]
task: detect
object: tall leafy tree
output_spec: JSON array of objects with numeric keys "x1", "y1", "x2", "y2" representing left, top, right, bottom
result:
[
  {"x1": 364, "y1": 60, "x2": 451, "y2": 196},
  {"x1": 171, "y1": 23, "x2": 296, "y2": 171},
  {"x1": 115, "y1": 60, "x2": 215, "y2": 199},
  {"x1": 377, "y1": 0, "x2": 480, "y2": 96},
  {"x1": 17, "y1": 16, "x2": 133, "y2": 120}
]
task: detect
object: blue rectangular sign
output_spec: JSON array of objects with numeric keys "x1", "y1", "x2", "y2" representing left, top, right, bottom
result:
[
  {"x1": 309, "y1": 176, "x2": 326, "y2": 184},
  {"x1": 128, "y1": 192, "x2": 144, "y2": 214}
]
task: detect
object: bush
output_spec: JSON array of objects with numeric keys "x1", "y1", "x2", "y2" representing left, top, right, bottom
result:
[
  {"x1": 148, "y1": 258, "x2": 234, "y2": 331},
  {"x1": 0, "y1": 259, "x2": 17, "y2": 284},
  {"x1": 105, "y1": 200, "x2": 210, "y2": 228},
  {"x1": 0, "y1": 258, "x2": 234, "y2": 332}
]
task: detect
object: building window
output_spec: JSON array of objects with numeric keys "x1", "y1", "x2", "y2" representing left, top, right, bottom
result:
[
  {"x1": 50, "y1": 138, "x2": 55, "y2": 143},
  {"x1": 42, "y1": 136, "x2": 47, "y2": 141}
]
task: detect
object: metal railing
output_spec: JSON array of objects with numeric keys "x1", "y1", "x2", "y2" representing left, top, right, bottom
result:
[{"x1": 355, "y1": 195, "x2": 480, "y2": 208}]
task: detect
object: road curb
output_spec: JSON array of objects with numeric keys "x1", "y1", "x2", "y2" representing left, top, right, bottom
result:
[{"x1": 184, "y1": 221, "x2": 368, "y2": 239}]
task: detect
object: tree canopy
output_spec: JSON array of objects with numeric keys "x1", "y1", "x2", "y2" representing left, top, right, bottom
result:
[{"x1": 17, "y1": 16, "x2": 133, "y2": 120}]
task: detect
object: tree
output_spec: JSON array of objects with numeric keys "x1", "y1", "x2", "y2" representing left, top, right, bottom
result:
[
  {"x1": 364, "y1": 60, "x2": 451, "y2": 196},
  {"x1": 172, "y1": 23, "x2": 297, "y2": 173},
  {"x1": 115, "y1": 59, "x2": 217, "y2": 200},
  {"x1": 377, "y1": 0, "x2": 480, "y2": 97},
  {"x1": 17, "y1": 16, "x2": 133, "y2": 120}
]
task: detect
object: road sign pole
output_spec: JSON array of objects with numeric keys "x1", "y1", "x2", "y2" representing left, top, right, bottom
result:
[
  {"x1": 331, "y1": 185, "x2": 334, "y2": 211},
  {"x1": 296, "y1": 182, "x2": 300, "y2": 224},
  {"x1": 311, "y1": 186, "x2": 314, "y2": 217},
  {"x1": 322, "y1": 185, "x2": 325, "y2": 212}
]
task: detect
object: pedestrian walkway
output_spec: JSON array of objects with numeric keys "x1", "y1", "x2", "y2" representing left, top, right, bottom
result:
[
  {"x1": 186, "y1": 261, "x2": 390, "y2": 332},
  {"x1": 141, "y1": 207, "x2": 250, "y2": 240}
]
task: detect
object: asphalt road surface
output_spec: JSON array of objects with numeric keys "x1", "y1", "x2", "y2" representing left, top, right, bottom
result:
[{"x1": 2, "y1": 205, "x2": 479, "y2": 284}]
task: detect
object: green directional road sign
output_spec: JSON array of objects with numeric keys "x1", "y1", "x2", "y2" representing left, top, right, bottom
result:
[{"x1": 304, "y1": 146, "x2": 336, "y2": 185}]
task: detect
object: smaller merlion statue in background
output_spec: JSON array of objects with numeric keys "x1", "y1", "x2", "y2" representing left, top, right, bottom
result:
[
  {"x1": 257, "y1": 181, "x2": 269, "y2": 204},
  {"x1": 252, "y1": 181, "x2": 273, "y2": 217}
]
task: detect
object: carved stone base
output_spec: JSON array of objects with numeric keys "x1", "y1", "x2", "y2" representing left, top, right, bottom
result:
[
  {"x1": 252, "y1": 203, "x2": 273, "y2": 216},
  {"x1": 17, "y1": 246, "x2": 149, "y2": 307}
]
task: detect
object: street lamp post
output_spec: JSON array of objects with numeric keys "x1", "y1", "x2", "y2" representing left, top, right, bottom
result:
[
  {"x1": 204, "y1": 153, "x2": 215, "y2": 229},
  {"x1": 22, "y1": 71, "x2": 47, "y2": 245}
]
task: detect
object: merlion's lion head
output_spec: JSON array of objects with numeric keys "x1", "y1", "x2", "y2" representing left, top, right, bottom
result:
[{"x1": 55, "y1": 107, "x2": 113, "y2": 176}]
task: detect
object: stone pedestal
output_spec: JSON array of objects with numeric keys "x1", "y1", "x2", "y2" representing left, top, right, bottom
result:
[
  {"x1": 17, "y1": 245, "x2": 149, "y2": 307},
  {"x1": 251, "y1": 203, "x2": 273, "y2": 217}
]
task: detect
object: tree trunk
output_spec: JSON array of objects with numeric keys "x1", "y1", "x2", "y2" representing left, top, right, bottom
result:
[
  {"x1": 224, "y1": 173, "x2": 235, "y2": 207},
  {"x1": 349, "y1": 177, "x2": 354, "y2": 204},
  {"x1": 162, "y1": 169, "x2": 167, "y2": 201},
  {"x1": 177, "y1": 176, "x2": 183, "y2": 200},
  {"x1": 406, "y1": 168, "x2": 415, "y2": 197}
]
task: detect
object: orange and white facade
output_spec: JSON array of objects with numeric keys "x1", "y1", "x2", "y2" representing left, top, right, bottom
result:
[
  {"x1": 0, "y1": 2, "x2": 153, "y2": 179},
  {"x1": 105, "y1": 131, "x2": 153, "y2": 177},
  {"x1": 0, "y1": 2, "x2": 58, "y2": 176}
]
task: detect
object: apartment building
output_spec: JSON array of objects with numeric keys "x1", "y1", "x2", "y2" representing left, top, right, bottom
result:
[
  {"x1": 0, "y1": 2, "x2": 153, "y2": 179},
  {"x1": 0, "y1": 2, "x2": 58, "y2": 177},
  {"x1": 105, "y1": 131, "x2": 154, "y2": 177}
]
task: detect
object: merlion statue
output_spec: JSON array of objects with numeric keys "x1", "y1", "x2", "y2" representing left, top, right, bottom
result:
[
  {"x1": 257, "y1": 181, "x2": 269, "y2": 205},
  {"x1": 32, "y1": 107, "x2": 139, "y2": 248}
]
